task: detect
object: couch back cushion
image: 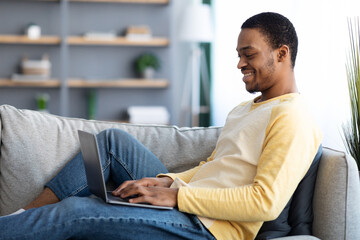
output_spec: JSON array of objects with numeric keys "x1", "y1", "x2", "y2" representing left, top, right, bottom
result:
[{"x1": 0, "y1": 105, "x2": 221, "y2": 215}]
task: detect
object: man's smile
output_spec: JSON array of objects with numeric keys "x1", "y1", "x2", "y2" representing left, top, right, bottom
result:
[{"x1": 242, "y1": 71, "x2": 255, "y2": 82}]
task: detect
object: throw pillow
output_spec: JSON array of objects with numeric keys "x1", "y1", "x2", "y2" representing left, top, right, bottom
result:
[
  {"x1": 288, "y1": 145, "x2": 322, "y2": 235},
  {"x1": 255, "y1": 145, "x2": 322, "y2": 239}
]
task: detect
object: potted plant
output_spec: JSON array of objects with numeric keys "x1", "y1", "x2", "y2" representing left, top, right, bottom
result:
[
  {"x1": 342, "y1": 18, "x2": 360, "y2": 171},
  {"x1": 134, "y1": 53, "x2": 160, "y2": 79},
  {"x1": 36, "y1": 93, "x2": 50, "y2": 113}
]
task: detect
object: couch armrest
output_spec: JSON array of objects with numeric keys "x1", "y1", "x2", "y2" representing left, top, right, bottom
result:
[{"x1": 312, "y1": 147, "x2": 360, "y2": 240}]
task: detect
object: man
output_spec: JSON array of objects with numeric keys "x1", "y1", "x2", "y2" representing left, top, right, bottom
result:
[{"x1": 0, "y1": 12, "x2": 322, "y2": 240}]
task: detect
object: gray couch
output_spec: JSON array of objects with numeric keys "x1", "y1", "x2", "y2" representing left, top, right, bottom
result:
[{"x1": 0, "y1": 104, "x2": 359, "y2": 240}]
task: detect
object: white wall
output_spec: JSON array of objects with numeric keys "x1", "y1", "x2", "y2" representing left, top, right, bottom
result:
[{"x1": 212, "y1": 0, "x2": 360, "y2": 151}]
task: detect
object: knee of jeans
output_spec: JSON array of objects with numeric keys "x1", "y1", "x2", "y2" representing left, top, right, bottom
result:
[
  {"x1": 102, "y1": 128, "x2": 135, "y2": 144},
  {"x1": 60, "y1": 197, "x2": 101, "y2": 216},
  {"x1": 98, "y1": 128, "x2": 129, "y2": 140}
]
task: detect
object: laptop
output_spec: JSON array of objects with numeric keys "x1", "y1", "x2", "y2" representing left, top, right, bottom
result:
[{"x1": 77, "y1": 130, "x2": 173, "y2": 210}]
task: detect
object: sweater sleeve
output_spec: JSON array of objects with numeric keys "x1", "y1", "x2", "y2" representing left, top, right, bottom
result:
[
  {"x1": 176, "y1": 104, "x2": 322, "y2": 222},
  {"x1": 157, "y1": 150, "x2": 216, "y2": 183}
]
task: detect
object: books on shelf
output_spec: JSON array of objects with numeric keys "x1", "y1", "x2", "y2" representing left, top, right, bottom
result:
[
  {"x1": 11, "y1": 74, "x2": 50, "y2": 82},
  {"x1": 127, "y1": 106, "x2": 169, "y2": 125},
  {"x1": 125, "y1": 25, "x2": 152, "y2": 41},
  {"x1": 83, "y1": 31, "x2": 117, "y2": 41},
  {"x1": 21, "y1": 57, "x2": 51, "y2": 76},
  {"x1": 11, "y1": 54, "x2": 52, "y2": 82}
]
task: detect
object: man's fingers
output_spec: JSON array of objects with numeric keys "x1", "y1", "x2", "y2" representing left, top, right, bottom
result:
[
  {"x1": 126, "y1": 187, "x2": 178, "y2": 207},
  {"x1": 118, "y1": 183, "x2": 148, "y2": 199},
  {"x1": 113, "y1": 177, "x2": 168, "y2": 196},
  {"x1": 112, "y1": 180, "x2": 136, "y2": 195},
  {"x1": 127, "y1": 190, "x2": 163, "y2": 205}
]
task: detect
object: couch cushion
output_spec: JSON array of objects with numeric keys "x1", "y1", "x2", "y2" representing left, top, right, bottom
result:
[
  {"x1": 312, "y1": 147, "x2": 360, "y2": 240},
  {"x1": 0, "y1": 105, "x2": 222, "y2": 215},
  {"x1": 255, "y1": 146, "x2": 322, "y2": 239},
  {"x1": 255, "y1": 198, "x2": 292, "y2": 239},
  {"x1": 288, "y1": 145, "x2": 322, "y2": 235}
]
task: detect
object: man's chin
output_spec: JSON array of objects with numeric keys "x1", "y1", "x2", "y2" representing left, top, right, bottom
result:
[
  {"x1": 245, "y1": 83, "x2": 259, "y2": 94},
  {"x1": 246, "y1": 88, "x2": 258, "y2": 94}
]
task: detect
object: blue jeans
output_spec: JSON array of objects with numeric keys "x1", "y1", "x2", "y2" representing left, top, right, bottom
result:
[{"x1": 0, "y1": 129, "x2": 215, "y2": 240}]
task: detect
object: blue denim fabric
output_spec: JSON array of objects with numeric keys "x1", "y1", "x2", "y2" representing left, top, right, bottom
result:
[
  {"x1": 46, "y1": 128, "x2": 169, "y2": 199},
  {"x1": 0, "y1": 129, "x2": 215, "y2": 240}
]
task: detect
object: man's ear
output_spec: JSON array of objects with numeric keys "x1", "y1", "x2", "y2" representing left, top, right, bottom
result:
[{"x1": 277, "y1": 45, "x2": 290, "y2": 62}]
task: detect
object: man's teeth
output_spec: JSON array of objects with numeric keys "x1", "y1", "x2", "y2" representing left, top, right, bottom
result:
[{"x1": 244, "y1": 73, "x2": 254, "y2": 76}]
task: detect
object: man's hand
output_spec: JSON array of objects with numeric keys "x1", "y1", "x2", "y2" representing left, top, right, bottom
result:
[{"x1": 112, "y1": 177, "x2": 178, "y2": 207}]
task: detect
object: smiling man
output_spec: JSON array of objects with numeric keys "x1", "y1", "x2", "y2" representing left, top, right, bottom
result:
[
  {"x1": 0, "y1": 12, "x2": 322, "y2": 240},
  {"x1": 238, "y1": 13, "x2": 298, "y2": 101}
]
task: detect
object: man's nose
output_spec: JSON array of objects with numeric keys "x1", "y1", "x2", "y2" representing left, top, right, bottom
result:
[{"x1": 237, "y1": 57, "x2": 247, "y2": 69}]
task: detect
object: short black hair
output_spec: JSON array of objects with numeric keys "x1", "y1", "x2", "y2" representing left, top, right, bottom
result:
[{"x1": 241, "y1": 12, "x2": 298, "y2": 68}]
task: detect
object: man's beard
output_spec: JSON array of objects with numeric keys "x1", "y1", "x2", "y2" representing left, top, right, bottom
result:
[{"x1": 246, "y1": 56, "x2": 275, "y2": 94}]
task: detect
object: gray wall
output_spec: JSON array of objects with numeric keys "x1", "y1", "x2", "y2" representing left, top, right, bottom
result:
[{"x1": 0, "y1": 0, "x2": 190, "y2": 124}]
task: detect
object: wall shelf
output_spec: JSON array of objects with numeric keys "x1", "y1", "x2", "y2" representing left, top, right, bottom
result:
[
  {"x1": 0, "y1": 79, "x2": 168, "y2": 88},
  {"x1": 0, "y1": 35, "x2": 61, "y2": 45},
  {"x1": 0, "y1": 79, "x2": 61, "y2": 87},
  {"x1": 69, "y1": 0, "x2": 169, "y2": 4},
  {"x1": 0, "y1": 0, "x2": 172, "y2": 121},
  {"x1": 68, "y1": 79, "x2": 168, "y2": 88},
  {"x1": 0, "y1": 35, "x2": 168, "y2": 46},
  {"x1": 10, "y1": 0, "x2": 169, "y2": 2},
  {"x1": 67, "y1": 36, "x2": 169, "y2": 46}
]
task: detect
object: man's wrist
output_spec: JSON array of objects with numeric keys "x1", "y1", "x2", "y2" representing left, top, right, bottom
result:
[{"x1": 159, "y1": 176, "x2": 174, "y2": 187}]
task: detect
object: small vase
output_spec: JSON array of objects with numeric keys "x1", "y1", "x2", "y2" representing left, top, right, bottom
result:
[{"x1": 142, "y1": 67, "x2": 155, "y2": 79}]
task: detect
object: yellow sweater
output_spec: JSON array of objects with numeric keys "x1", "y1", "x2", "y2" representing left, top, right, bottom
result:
[{"x1": 160, "y1": 93, "x2": 322, "y2": 240}]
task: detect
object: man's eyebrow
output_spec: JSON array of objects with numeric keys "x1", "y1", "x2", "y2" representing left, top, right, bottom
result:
[{"x1": 237, "y1": 46, "x2": 254, "y2": 52}]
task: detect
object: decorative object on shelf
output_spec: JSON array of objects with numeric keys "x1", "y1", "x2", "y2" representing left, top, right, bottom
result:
[
  {"x1": 36, "y1": 93, "x2": 50, "y2": 112},
  {"x1": 83, "y1": 31, "x2": 117, "y2": 41},
  {"x1": 125, "y1": 25, "x2": 152, "y2": 41},
  {"x1": 134, "y1": 53, "x2": 160, "y2": 79},
  {"x1": 87, "y1": 89, "x2": 97, "y2": 120},
  {"x1": 26, "y1": 23, "x2": 41, "y2": 40},
  {"x1": 22, "y1": 54, "x2": 51, "y2": 76},
  {"x1": 178, "y1": 1, "x2": 213, "y2": 127},
  {"x1": 127, "y1": 106, "x2": 169, "y2": 124},
  {"x1": 12, "y1": 54, "x2": 52, "y2": 82},
  {"x1": 342, "y1": 17, "x2": 360, "y2": 171}
]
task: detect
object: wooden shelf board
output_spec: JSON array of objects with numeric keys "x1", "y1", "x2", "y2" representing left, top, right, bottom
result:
[
  {"x1": 0, "y1": 35, "x2": 61, "y2": 45},
  {"x1": 69, "y1": 0, "x2": 169, "y2": 4},
  {"x1": 68, "y1": 79, "x2": 169, "y2": 88},
  {"x1": 67, "y1": 36, "x2": 169, "y2": 46},
  {"x1": 0, "y1": 79, "x2": 61, "y2": 87},
  {"x1": 0, "y1": 78, "x2": 168, "y2": 88}
]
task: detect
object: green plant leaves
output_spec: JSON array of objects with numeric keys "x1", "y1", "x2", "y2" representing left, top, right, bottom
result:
[
  {"x1": 343, "y1": 17, "x2": 360, "y2": 170},
  {"x1": 134, "y1": 53, "x2": 160, "y2": 74}
]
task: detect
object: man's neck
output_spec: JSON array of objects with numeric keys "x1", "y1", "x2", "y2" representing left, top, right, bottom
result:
[{"x1": 257, "y1": 75, "x2": 298, "y2": 103}]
